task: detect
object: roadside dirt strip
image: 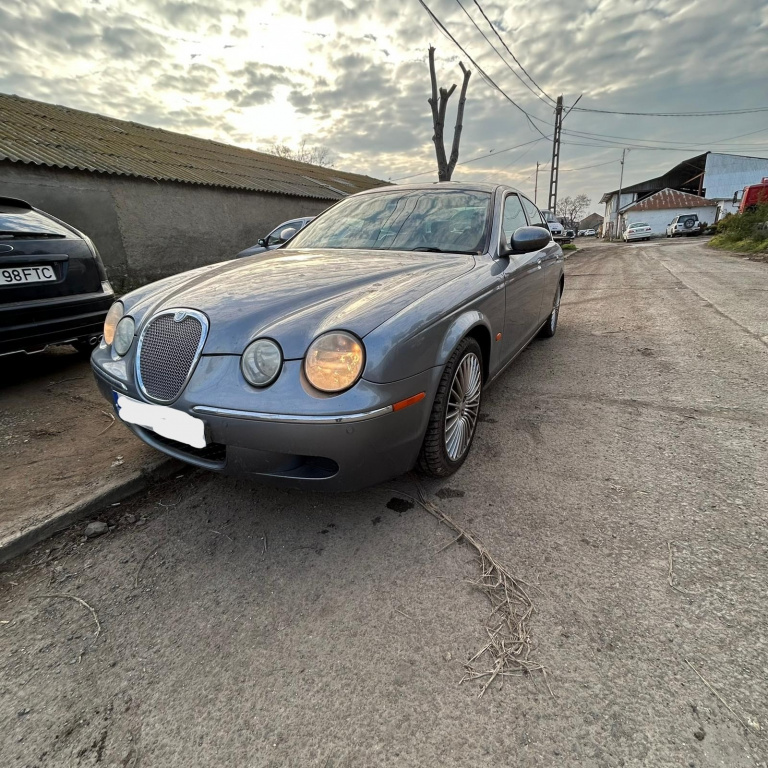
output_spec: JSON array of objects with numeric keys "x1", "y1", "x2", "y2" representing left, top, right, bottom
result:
[
  {"x1": 2, "y1": 240, "x2": 767, "y2": 767},
  {"x1": 0, "y1": 348, "x2": 176, "y2": 563}
]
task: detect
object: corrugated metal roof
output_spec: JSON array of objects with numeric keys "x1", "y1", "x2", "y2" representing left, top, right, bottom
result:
[
  {"x1": 0, "y1": 93, "x2": 387, "y2": 200},
  {"x1": 600, "y1": 153, "x2": 709, "y2": 203},
  {"x1": 622, "y1": 188, "x2": 718, "y2": 212}
]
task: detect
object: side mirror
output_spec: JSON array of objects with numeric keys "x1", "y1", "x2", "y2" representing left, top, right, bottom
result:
[
  {"x1": 279, "y1": 227, "x2": 297, "y2": 242},
  {"x1": 501, "y1": 225, "x2": 552, "y2": 255},
  {"x1": 257, "y1": 238, "x2": 266, "y2": 247}
]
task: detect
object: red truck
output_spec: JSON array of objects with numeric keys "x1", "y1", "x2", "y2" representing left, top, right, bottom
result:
[{"x1": 733, "y1": 177, "x2": 768, "y2": 213}]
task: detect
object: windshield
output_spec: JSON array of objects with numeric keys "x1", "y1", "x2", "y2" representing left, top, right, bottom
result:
[
  {"x1": 0, "y1": 209, "x2": 72, "y2": 238},
  {"x1": 287, "y1": 189, "x2": 492, "y2": 254}
]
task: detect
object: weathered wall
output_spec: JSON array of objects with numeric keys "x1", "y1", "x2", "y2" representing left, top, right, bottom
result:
[
  {"x1": 0, "y1": 160, "x2": 330, "y2": 290},
  {"x1": 624, "y1": 205, "x2": 718, "y2": 237}
]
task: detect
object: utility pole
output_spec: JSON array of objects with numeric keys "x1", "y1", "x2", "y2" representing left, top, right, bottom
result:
[
  {"x1": 615, "y1": 148, "x2": 626, "y2": 240},
  {"x1": 548, "y1": 95, "x2": 563, "y2": 214},
  {"x1": 534, "y1": 161, "x2": 539, "y2": 205}
]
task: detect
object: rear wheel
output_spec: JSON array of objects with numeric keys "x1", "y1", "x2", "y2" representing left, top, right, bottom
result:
[{"x1": 418, "y1": 337, "x2": 483, "y2": 478}]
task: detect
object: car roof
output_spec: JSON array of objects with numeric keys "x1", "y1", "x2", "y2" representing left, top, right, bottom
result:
[{"x1": 352, "y1": 180, "x2": 524, "y2": 197}]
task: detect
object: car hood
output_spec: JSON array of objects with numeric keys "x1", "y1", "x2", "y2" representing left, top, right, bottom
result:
[{"x1": 128, "y1": 248, "x2": 475, "y2": 357}]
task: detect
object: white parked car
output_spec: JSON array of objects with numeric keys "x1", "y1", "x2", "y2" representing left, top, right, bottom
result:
[
  {"x1": 582, "y1": 228, "x2": 596, "y2": 237},
  {"x1": 541, "y1": 210, "x2": 563, "y2": 237},
  {"x1": 623, "y1": 222, "x2": 652, "y2": 241},
  {"x1": 666, "y1": 214, "x2": 702, "y2": 238}
]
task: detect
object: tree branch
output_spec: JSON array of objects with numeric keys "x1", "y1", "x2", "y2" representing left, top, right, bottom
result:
[
  {"x1": 447, "y1": 62, "x2": 471, "y2": 178},
  {"x1": 428, "y1": 48, "x2": 471, "y2": 182},
  {"x1": 428, "y1": 46, "x2": 449, "y2": 180}
]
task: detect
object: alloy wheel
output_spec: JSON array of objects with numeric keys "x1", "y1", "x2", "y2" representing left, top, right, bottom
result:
[{"x1": 444, "y1": 352, "x2": 482, "y2": 461}]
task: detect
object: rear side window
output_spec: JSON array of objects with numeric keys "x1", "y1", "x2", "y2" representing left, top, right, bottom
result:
[
  {"x1": 521, "y1": 197, "x2": 547, "y2": 227},
  {"x1": 0, "y1": 208, "x2": 72, "y2": 238}
]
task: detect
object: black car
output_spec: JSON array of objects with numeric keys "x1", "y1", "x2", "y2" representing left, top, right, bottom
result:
[
  {"x1": 0, "y1": 197, "x2": 114, "y2": 357},
  {"x1": 235, "y1": 216, "x2": 315, "y2": 258}
]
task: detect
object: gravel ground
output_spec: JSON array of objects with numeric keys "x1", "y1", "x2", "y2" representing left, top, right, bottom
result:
[{"x1": 1, "y1": 239, "x2": 766, "y2": 767}]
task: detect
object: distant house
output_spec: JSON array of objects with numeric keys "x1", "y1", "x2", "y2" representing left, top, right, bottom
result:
[
  {"x1": 0, "y1": 93, "x2": 387, "y2": 289},
  {"x1": 578, "y1": 212, "x2": 603, "y2": 231},
  {"x1": 619, "y1": 189, "x2": 718, "y2": 237},
  {"x1": 599, "y1": 152, "x2": 768, "y2": 238}
]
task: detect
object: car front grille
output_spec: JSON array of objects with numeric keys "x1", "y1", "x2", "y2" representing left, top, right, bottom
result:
[{"x1": 137, "y1": 310, "x2": 208, "y2": 403}]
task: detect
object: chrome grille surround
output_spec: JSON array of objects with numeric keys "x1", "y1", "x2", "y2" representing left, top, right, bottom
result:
[{"x1": 135, "y1": 309, "x2": 209, "y2": 404}]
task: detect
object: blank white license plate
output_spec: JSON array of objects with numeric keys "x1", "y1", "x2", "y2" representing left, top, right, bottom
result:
[
  {"x1": 114, "y1": 394, "x2": 207, "y2": 449},
  {"x1": 0, "y1": 265, "x2": 57, "y2": 285}
]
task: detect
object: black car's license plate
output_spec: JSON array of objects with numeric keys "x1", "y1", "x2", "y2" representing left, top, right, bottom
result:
[{"x1": 0, "y1": 265, "x2": 57, "y2": 285}]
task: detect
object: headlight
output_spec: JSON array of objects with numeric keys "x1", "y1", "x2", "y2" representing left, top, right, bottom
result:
[
  {"x1": 103, "y1": 302, "x2": 124, "y2": 345},
  {"x1": 113, "y1": 316, "x2": 135, "y2": 357},
  {"x1": 304, "y1": 331, "x2": 365, "y2": 393},
  {"x1": 241, "y1": 338, "x2": 283, "y2": 387}
]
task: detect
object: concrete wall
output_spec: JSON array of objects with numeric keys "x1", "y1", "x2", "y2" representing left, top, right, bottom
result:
[
  {"x1": 0, "y1": 160, "x2": 330, "y2": 291},
  {"x1": 704, "y1": 153, "x2": 768, "y2": 200},
  {"x1": 703, "y1": 154, "x2": 768, "y2": 219}
]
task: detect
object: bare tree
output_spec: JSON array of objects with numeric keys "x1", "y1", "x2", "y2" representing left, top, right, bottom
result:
[
  {"x1": 428, "y1": 46, "x2": 471, "y2": 182},
  {"x1": 268, "y1": 139, "x2": 334, "y2": 167},
  {"x1": 556, "y1": 194, "x2": 591, "y2": 225}
]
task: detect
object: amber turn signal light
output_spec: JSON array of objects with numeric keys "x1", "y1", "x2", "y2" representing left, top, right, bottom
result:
[{"x1": 392, "y1": 392, "x2": 426, "y2": 412}]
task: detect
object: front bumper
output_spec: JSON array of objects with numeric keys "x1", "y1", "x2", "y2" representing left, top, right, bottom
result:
[
  {"x1": 92, "y1": 353, "x2": 441, "y2": 491},
  {"x1": 0, "y1": 291, "x2": 113, "y2": 355}
]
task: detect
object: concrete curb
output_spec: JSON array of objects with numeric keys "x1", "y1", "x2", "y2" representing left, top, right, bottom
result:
[{"x1": 0, "y1": 458, "x2": 182, "y2": 565}]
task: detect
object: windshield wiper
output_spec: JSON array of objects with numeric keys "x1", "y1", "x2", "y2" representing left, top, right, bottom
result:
[
  {"x1": 409, "y1": 246, "x2": 477, "y2": 255},
  {"x1": 0, "y1": 231, "x2": 66, "y2": 239}
]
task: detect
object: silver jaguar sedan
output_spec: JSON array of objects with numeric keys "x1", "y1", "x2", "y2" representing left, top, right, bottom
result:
[{"x1": 91, "y1": 183, "x2": 564, "y2": 491}]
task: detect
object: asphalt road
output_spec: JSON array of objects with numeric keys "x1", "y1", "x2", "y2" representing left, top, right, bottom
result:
[{"x1": 2, "y1": 239, "x2": 767, "y2": 767}]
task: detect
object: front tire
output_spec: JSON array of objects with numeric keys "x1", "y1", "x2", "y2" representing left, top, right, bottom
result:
[
  {"x1": 72, "y1": 338, "x2": 99, "y2": 358},
  {"x1": 539, "y1": 283, "x2": 562, "y2": 339},
  {"x1": 418, "y1": 337, "x2": 483, "y2": 478}
]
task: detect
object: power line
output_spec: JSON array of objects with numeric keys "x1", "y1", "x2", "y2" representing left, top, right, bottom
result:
[
  {"x1": 568, "y1": 106, "x2": 768, "y2": 117},
  {"x1": 415, "y1": 0, "x2": 550, "y2": 139},
  {"x1": 564, "y1": 126, "x2": 768, "y2": 148},
  {"x1": 560, "y1": 135, "x2": 768, "y2": 153},
  {"x1": 477, "y1": 141, "x2": 540, "y2": 181},
  {"x1": 453, "y1": 0, "x2": 553, "y2": 108},
  {"x1": 391, "y1": 136, "x2": 548, "y2": 181},
  {"x1": 469, "y1": 0, "x2": 556, "y2": 105},
  {"x1": 560, "y1": 158, "x2": 620, "y2": 172}
]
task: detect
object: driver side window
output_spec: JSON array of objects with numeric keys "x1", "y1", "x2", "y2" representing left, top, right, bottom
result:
[{"x1": 501, "y1": 194, "x2": 527, "y2": 249}]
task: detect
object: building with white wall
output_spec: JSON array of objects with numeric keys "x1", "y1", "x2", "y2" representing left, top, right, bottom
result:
[
  {"x1": 600, "y1": 152, "x2": 768, "y2": 238},
  {"x1": 620, "y1": 189, "x2": 718, "y2": 237}
]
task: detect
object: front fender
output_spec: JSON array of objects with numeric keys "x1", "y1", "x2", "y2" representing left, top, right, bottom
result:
[
  {"x1": 437, "y1": 311, "x2": 491, "y2": 368},
  {"x1": 363, "y1": 298, "x2": 502, "y2": 384}
]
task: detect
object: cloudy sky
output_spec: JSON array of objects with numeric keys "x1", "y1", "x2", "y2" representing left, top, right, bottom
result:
[{"x1": 2, "y1": 0, "x2": 767, "y2": 211}]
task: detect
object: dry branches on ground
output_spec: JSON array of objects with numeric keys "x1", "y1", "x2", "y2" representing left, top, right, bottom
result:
[
  {"x1": 135, "y1": 543, "x2": 163, "y2": 587},
  {"x1": 31, "y1": 593, "x2": 101, "y2": 640},
  {"x1": 685, "y1": 659, "x2": 761, "y2": 733},
  {"x1": 390, "y1": 485, "x2": 550, "y2": 696}
]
